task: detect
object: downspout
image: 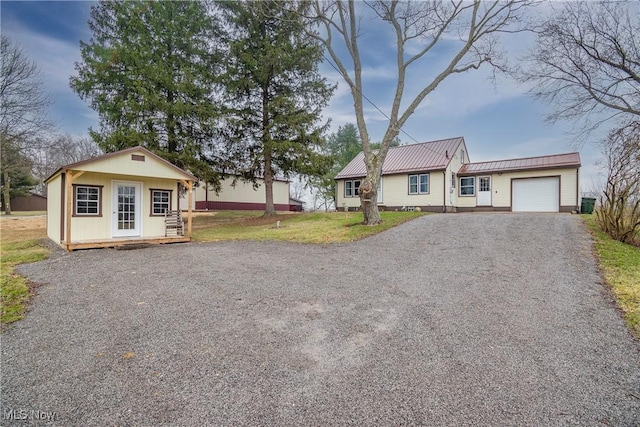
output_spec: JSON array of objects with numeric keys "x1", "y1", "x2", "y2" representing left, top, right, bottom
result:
[
  {"x1": 576, "y1": 168, "x2": 580, "y2": 212},
  {"x1": 443, "y1": 171, "x2": 447, "y2": 213}
]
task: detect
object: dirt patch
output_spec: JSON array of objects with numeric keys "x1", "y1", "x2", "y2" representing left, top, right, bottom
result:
[
  {"x1": 192, "y1": 212, "x2": 295, "y2": 229},
  {"x1": 0, "y1": 216, "x2": 47, "y2": 243},
  {"x1": 0, "y1": 215, "x2": 46, "y2": 231}
]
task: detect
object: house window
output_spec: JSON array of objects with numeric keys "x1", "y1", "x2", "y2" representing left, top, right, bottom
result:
[
  {"x1": 461, "y1": 150, "x2": 465, "y2": 164},
  {"x1": 451, "y1": 172, "x2": 456, "y2": 188},
  {"x1": 459, "y1": 177, "x2": 475, "y2": 196},
  {"x1": 344, "y1": 179, "x2": 361, "y2": 197},
  {"x1": 151, "y1": 189, "x2": 172, "y2": 215},
  {"x1": 74, "y1": 185, "x2": 102, "y2": 216},
  {"x1": 409, "y1": 174, "x2": 429, "y2": 194}
]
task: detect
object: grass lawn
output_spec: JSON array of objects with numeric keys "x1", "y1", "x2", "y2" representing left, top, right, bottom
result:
[
  {"x1": 0, "y1": 215, "x2": 49, "y2": 326},
  {"x1": 192, "y1": 210, "x2": 425, "y2": 244},
  {"x1": 582, "y1": 214, "x2": 640, "y2": 338}
]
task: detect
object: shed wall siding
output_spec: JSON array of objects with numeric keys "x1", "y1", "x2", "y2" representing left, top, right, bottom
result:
[
  {"x1": 73, "y1": 150, "x2": 189, "y2": 180},
  {"x1": 46, "y1": 175, "x2": 62, "y2": 242},
  {"x1": 67, "y1": 173, "x2": 180, "y2": 241}
]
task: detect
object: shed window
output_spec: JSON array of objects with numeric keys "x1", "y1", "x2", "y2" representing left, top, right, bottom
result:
[
  {"x1": 74, "y1": 185, "x2": 101, "y2": 216},
  {"x1": 344, "y1": 180, "x2": 361, "y2": 197},
  {"x1": 409, "y1": 174, "x2": 429, "y2": 194},
  {"x1": 151, "y1": 189, "x2": 172, "y2": 215},
  {"x1": 459, "y1": 177, "x2": 475, "y2": 196}
]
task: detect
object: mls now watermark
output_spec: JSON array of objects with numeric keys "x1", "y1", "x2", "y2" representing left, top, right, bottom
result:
[{"x1": 3, "y1": 408, "x2": 57, "y2": 421}]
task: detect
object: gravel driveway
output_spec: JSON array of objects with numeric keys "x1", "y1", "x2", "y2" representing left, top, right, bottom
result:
[{"x1": 2, "y1": 213, "x2": 639, "y2": 426}]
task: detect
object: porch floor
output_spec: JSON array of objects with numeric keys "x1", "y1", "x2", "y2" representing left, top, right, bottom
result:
[{"x1": 62, "y1": 236, "x2": 191, "y2": 252}]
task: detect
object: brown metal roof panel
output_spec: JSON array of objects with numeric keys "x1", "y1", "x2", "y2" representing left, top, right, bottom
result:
[
  {"x1": 460, "y1": 152, "x2": 581, "y2": 174},
  {"x1": 335, "y1": 137, "x2": 464, "y2": 179}
]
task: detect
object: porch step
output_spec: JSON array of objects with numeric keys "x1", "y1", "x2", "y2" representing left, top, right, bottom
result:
[{"x1": 115, "y1": 243, "x2": 152, "y2": 251}]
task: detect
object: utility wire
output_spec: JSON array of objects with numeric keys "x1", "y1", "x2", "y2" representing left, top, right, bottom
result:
[{"x1": 323, "y1": 53, "x2": 428, "y2": 147}]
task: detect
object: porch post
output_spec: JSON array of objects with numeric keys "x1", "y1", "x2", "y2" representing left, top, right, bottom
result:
[
  {"x1": 64, "y1": 170, "x2": 86, "y2": 251},
  {"x1": 187, "y1": 180, "x2": 193, "y2": 236},
  {"x1": 65, "y1": 171, "x2": 73, "y2": 251}
]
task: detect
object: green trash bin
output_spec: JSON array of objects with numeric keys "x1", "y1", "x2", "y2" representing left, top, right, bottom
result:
[{"x1": 581, "y1": 197, "x2": 596, "y2": 214}]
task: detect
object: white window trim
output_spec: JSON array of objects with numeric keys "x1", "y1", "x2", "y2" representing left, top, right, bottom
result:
[
  {"x1": 408, "y1": 173, "x2": 429, "y2": 195},
  {"x1": 344, "y1": 179, "x2": 361, "y2": 198},
  {"x1": 459, "y1": 176, "x2": 475, "y2": 196},
  {"x1": 74, "y1": 185, "x2": 102, "y2": 216},
  {"x1": 151, "y1": 189, "x2": 172, "y2": 216}
]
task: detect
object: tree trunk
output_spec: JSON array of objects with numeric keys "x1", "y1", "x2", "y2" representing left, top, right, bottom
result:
[
  {"x1": 361, "y1": 197, "x2": 380, "y2": 224},
  {"x1": 359, "y1": 177, "x2": 380, "y2": 225},
  {"x1": 2, "y1": 168, "x2": 11, "y2": 215},
  {"x1": 167, "y1": 91, "x2": 176, "y2": 153},
  {"x1": 263, "y1": 149, "x2": 276, "y2": 216},
  {"x1": 261, "y1": 63, "x2": 276, "y2": 217}
]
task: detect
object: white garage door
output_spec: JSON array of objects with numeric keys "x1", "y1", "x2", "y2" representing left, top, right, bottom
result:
[{"x1": 512, "y1": 177, "x2": 559, "y2": 212}]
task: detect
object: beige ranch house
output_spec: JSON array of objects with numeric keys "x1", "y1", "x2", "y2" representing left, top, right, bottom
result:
[
  {"x1": 335, "y1": 137, "x2": 581, "y2": 213},
  {"x1": 46, "y1": 146, "x2": 196, "y2": 251}
]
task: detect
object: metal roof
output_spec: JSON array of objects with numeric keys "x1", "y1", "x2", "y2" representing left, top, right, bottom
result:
[
  {"x1": 335, "y1": 137, "x2": 464, "y2": 179},
  {"x1": 458, "y1": 152, "x2": 581, "y2": 175}
]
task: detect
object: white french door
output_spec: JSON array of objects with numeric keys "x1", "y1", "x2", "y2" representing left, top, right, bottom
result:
[{"x1": 112, "y1": 181, "x2": 142, "y2": 237}]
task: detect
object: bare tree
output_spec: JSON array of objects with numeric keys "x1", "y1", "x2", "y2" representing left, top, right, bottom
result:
[
  {"x1": 31, "y1": 134, "x2": 102, "y2": 195},
  {"x1": 309, "y1": 0, "x2": 532, "y2": 224},
  {"x1": 596, "y1": 122, "x2": 640, "y2": 245},
  {"x1": 523, "y1": 1, "x2": 640, "y2": 138},
  {"x1": 0, "y1": 36, "x2": 52, "y2": 214}
]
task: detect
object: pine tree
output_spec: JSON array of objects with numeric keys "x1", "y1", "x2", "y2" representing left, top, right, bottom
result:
[
  {"x1": 218, "y1": 0, "x2": 334, "y2": 216},
  {"x1": 71, "y1": 1, "x2": 224, "y2": 186}
]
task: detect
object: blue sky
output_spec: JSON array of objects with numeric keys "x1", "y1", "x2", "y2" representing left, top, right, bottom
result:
[{"x1": 1, "y1": 1, "x2": 608, "y2": 191}]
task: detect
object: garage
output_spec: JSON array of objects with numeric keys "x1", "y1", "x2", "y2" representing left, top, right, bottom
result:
[{"x1": 512, "y1": 177, "x2": 559, "y2": 212}]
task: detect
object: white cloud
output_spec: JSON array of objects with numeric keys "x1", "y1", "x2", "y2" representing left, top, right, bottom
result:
[
  {"x1": 4, "y1": 21, "x2": 82, "y2": 94},
  {"x1": 3, "y1": 20, "x2": 96, "y2": 135}
]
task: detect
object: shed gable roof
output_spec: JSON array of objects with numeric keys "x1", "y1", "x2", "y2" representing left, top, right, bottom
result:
[
  {"x1": 45, "y1": 146, "x2": 197, "y2": 183},
  {"x1": 459, "y1": 152, "x2": 581, "y2": 174},
  {"x1": 335, "y1": 137, "x2": 464, "y2": 179}
]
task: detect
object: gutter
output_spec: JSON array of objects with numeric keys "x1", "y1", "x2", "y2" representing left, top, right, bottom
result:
[{"x1": 576, "y1": 168, "x2": 580, "y2": 211}]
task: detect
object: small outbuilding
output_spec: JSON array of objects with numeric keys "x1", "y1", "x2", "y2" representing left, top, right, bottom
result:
[
  {"x1": 45, "y1": 146, "x2": 196, "y2": 251},
  {"x1": 181, "y1": 175, "x2": 294, "y2": 212},
  {"x1": 9, "y1": 192, "x2": 47, "y2": 211}
]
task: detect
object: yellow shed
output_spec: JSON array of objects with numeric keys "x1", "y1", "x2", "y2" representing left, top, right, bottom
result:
[{"x1": 45, "y1": 146, "x2": 196, "y2": 251}]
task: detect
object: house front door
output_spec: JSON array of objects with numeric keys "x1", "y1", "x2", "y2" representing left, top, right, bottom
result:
[
  {"x1": 112, "y1": 181, "x2": 142, "y2": 237},
  {"x1": 477, "y1": 176, "x2": 492, "y2": 206}
]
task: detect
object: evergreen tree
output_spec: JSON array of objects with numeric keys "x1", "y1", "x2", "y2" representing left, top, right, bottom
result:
[
  {"x1": 71, "y1": 1, "x2": 223, "y2": 186},
  {"x1": 218, "y1": 0, "x2": 334, "y2": 216},
  {"x1": 0, "y1": 143, "x2": 38, "y2": 210},
  {"x1": 327, "y1": 123, "x2": 361, "y2": 172}
]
